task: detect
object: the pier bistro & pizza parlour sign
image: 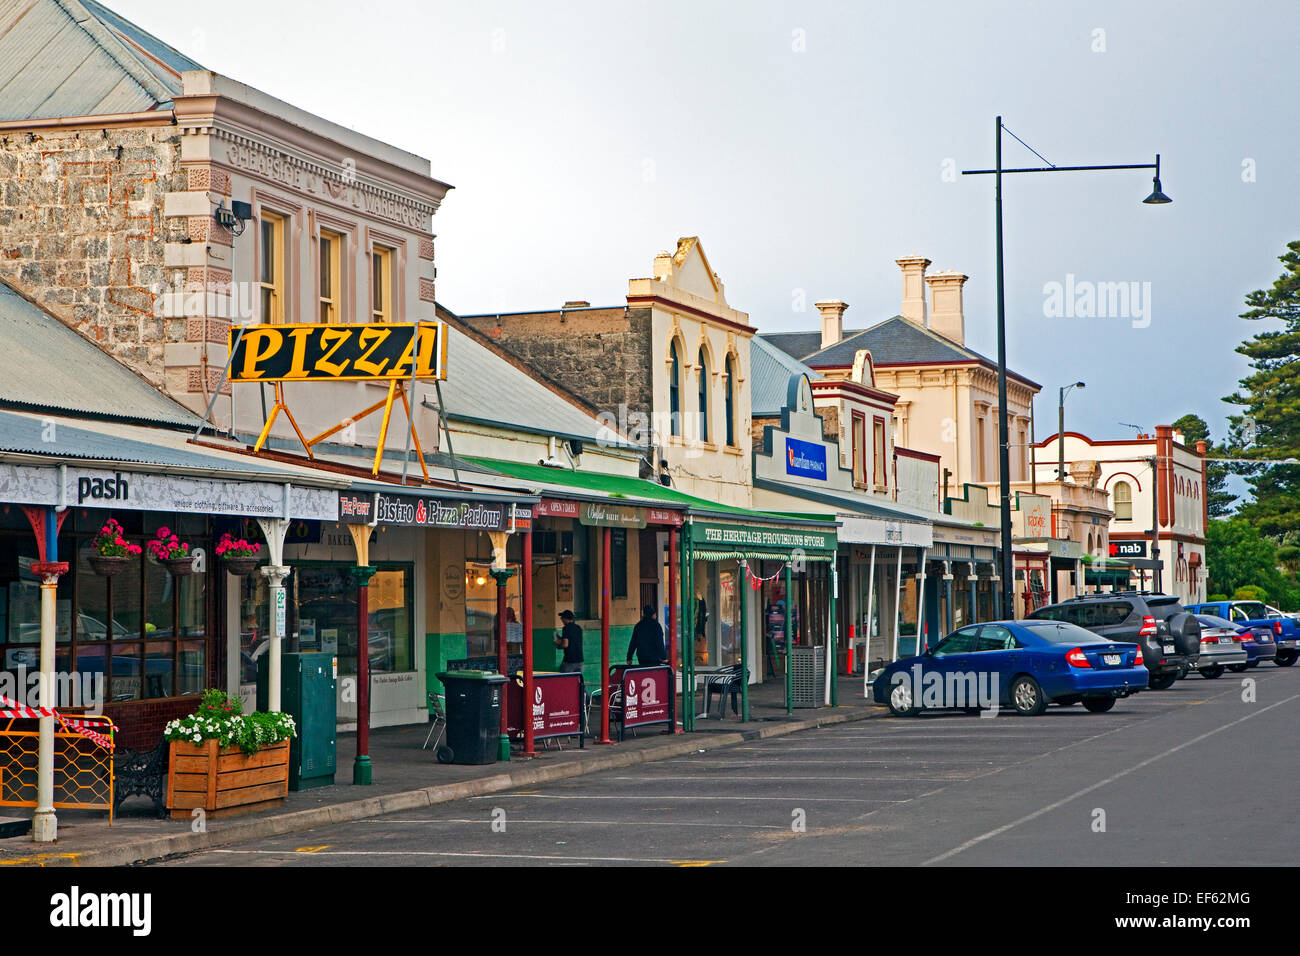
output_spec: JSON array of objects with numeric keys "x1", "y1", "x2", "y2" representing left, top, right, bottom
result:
[
  {"x1": 0, "y1": 463, "x2": 337, "y2": 520},
  {"x1": 338, "y1": 492, "x2": 530, "y2": 532}
]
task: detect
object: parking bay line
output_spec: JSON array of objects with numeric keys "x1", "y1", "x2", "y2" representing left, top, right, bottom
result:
[
  {"x1": 921, "y1": 692, "x2": 1300, "y2": 866},
  {"x1": 470, "y1": 793, "x2": 906, "y2": 803},
  {"x1": 359, "y1": 818, "x2": 786, "y2": 829},
  {"x1": 210, "y1": 848, "x2": 726, "y2": 865}
]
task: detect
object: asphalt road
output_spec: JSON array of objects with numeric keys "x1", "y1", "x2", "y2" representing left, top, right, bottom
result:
[{"x1": 158, "y1": 666, "x2": 1300, "y2": 866}]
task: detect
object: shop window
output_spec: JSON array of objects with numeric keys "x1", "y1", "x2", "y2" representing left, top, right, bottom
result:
[
  {"x1": 463, "y1": 562, "x2": 522, "y2": 658},
  {"x1": 371, "y1": 244, "x2": 393, "y2": 322},
  {"x1": 611, "y1": 529, "x2": 628, "y2": 599},
  {"x1": 259, "y1": 211, "x2": 286, "y2": 324},
  {"x1": 290, "y1": 562, "x2": 414, "y2": 676},
  {"x1": 319, "y1": 230, "x2": 343, "y2": 323}
]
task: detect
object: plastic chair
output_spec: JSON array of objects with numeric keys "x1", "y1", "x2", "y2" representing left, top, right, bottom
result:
[
  {"x1": 422, "y1": 692, "x2": 447, "y2": 750},
  {"x1": 703, "y1": 664, "x2": 747, "y2": 719}
]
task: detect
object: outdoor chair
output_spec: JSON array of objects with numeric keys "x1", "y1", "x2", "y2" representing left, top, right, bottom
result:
[
  {"x1": 703, "y1": 663, "x2": 747, "y2": 719},
  {"x1": 422, "y1": 692, "x2": 447, "y2": 750}
]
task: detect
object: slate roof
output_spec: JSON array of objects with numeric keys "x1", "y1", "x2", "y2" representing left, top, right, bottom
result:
[
  {"x1": 0, "y1": 281, "x2": 202, "y2": 429},
  {"x1": 761, "y1": 315, "x2": 1041, "y2": 388},
  {"x1": 0, "y1": 0, "x2": 198, "y2": 121}
]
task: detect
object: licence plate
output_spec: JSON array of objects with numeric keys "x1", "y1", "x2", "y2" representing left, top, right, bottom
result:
[
  {"x1": 1162, "y1": 644, "x2": 1175, "y2": 653},
  {"x1": 1218, "y1": 636, "x2": 1232, "y2": 644},
  {"x1": 1103, "y1": 654, "x2": 1121, "y2": 665},
  {"x1": 1258, "y1": 635, "x2": 1271, "y2": 642}
]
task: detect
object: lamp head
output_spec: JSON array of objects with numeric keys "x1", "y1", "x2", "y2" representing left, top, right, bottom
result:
[{"x1": 1143, "y1": 154, "x2": 1171, "y2": 204}]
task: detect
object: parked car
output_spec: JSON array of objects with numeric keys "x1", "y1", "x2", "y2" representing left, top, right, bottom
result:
[
  {"x1": 1229, "y1": 624, "x2": 1277, "y2": 671},
  {"x1": 871, "y1": 620, "x2": 1147, "y2": 717},
  {"x1": 1027, "y1": 592, "x2": 1200, "y2": 690},
  {"x1": 1190, "y1": 614, "x2": 1249, "y2": 678},
  {"x1": 1186, "y1": 600, "x2": 1298, "y2": 667}
]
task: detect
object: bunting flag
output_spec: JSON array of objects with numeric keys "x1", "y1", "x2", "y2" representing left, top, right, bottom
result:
[{"x1": 0, "y1": 696, "x2": 116, "y2": 750}]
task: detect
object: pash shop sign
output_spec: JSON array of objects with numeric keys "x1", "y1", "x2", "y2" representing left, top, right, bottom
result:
[{"x1": 227, "y1": 321, "x2": 447, "y2": 382}]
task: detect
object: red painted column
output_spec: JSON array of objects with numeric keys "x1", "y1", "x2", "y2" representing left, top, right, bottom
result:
[
  {"x1": 597, "y1": 526, "x2": 612, "y2": 744},
  {"x1": 522, "y1": 530, "x2": 535, "y2": 757},
  {"x1": 668, "y1": 526, "x2": 680, "y2": 733}
]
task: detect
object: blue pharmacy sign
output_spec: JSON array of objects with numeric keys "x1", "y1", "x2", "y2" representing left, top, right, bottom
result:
[{"x1": 784, "y1": 437, "x2": 827, "y2": 480}]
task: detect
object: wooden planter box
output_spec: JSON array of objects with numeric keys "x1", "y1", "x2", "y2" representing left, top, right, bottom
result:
[{"x1": 166, "y1": 739, "x2": 290, "y2": 820}]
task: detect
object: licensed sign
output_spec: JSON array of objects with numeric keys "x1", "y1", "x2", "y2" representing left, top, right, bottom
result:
[{"x1": 228, "y1": 322, "x2": 447, "y2": 382}]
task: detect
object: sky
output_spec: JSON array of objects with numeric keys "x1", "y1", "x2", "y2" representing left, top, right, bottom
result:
[{"x1": 110, "y1": 0, "x2": 1300, "y2": 446}]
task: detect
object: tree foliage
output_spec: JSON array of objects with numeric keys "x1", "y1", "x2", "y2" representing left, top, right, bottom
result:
[
  {"x1": 1171, "y1": 413, "x2": 1236, "y2": 518},
  {"x1": 1224, "y1": 239, "x2": 1300, "y2": 536},
  {"x1": 1205, "y1": 518, "x2": 1299, "y2": 609}
]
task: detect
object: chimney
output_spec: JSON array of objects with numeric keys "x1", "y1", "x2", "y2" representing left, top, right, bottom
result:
[
  {"x1": 815, "y1": 300, "x2": 848, "y2": 350},
  {"x1": 896, "y1": 257, "x2": 930, "y2": 325},
  {"x1": 925, "y1": 270, "x2": 969, "y2": 345}
]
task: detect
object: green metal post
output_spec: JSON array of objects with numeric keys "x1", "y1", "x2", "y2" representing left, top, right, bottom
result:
[
  {"x1": 784, "y1": 564, "x2": 793, "y2": 715},
  {"x1": 739, "y1": 561, "x2": 750, "y2": 722}
]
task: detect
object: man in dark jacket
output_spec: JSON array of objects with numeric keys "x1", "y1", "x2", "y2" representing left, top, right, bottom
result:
[
  {"x1": 555, "y1": 610, "x2": 584, "y2": 673},
  {"x1": 627, "y1": 605, "x2": 667, "y2": 666}
]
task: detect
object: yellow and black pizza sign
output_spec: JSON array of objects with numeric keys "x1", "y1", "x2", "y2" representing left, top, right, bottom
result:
[{"x1": 227, "y1": 322, "x2": 447, "y2": 382}]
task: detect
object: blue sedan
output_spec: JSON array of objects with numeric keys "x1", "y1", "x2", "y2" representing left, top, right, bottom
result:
[{"x1": 871, "y1": 620, "x2": 1149, "y2": 717}]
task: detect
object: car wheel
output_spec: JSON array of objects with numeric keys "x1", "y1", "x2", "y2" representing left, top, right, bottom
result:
[
  {"x1": 1083, "y1": 697, "x2": 1116, "y2": 713},
  {"x1": 1010, "y1": 676, "x2": 1048, "y2": 716},
  {"x1": 1147, "y1": 672, "x2": 1178, "y2": 691},
  {"x1": 1276, "y1": 651, "x2": 1297, "y2": 667},
  {"x1": 887, "y1": 679, "x2": 918, "y2": 717},
  {"x1": 1248, "y1": 661, "x2": 1260, "y2": 668},
  {"x1": 1228, "y1": 663, "x2": 1250, "y2": 673},
  {"x1": 1198, "y1": 665, "x2": 1224, "y2": 680}
]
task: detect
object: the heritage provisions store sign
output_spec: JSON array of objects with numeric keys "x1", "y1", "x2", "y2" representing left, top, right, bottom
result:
[
  {"x1": 338, "y1": 491, "x2": 529, "y2": 531},
  {"x1": 689, "y1": 519, "x2": 837, "y2": 558}
]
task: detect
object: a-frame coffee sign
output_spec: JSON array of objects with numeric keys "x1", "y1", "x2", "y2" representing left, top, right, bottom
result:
[{"x1": 227, "y1": 321, "x2": 448, "y2": 478}]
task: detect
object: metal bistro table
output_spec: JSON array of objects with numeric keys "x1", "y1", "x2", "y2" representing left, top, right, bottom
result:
[{"x1": 689, "y1": 665, "x2": 733, "y2": 719}]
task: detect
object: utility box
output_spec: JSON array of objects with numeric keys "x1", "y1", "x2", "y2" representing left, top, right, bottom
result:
[
  {"x1": 789, "y1": 645, "x2": 825, "y2": 709},
  {"x1": 258, "y1": 651, "x2": 337, "y2": 790}
]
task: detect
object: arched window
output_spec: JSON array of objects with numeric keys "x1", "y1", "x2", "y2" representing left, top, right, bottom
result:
[
  {"x1": 1113, "y1": 480, "x2": 1133, "y2": 521},
  {"x1": 724, "y1": 354, "x2": 736, "y2": 447},
  {"x1": 669, "y1": 340, "x2": 682, "y2": 437},
  {"x1": 697, "y1": 347, "x2": 710, "y2": 443}
]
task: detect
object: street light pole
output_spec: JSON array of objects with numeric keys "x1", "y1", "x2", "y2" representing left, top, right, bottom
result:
[
  {"x1": 1058, "y1": 382, "x2": 1086, "y2": 481},
  {"x1": 964, "y1": 118, "x2": 1169, "y2": 618}
]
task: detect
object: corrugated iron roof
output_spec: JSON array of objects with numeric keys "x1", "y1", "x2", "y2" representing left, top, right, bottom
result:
[
  {"x1": 0, "y1": 0, "x2": 197, "y2": 121},
  {"x1": 750, "y1": 336, "x2": 819, "y2": 417},
  {"x1": 0, "y1": 407, "x2": 342, "y2": 480},
  {"x1": 0, "y1": 281, "x2": 202, "y2": 428}
]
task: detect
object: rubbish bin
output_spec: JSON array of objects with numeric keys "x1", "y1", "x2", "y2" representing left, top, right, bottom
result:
[
  {"x1": 789, "y1": 646, "x2": 825, "y2": 709},
  {"x1": 435, "y1": 670, "x2": 507, "y2": 764}
]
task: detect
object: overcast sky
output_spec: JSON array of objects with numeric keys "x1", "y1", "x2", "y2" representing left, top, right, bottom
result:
[{"x1": 113, "y1": 0, "x2": 1299, "y2": 444}]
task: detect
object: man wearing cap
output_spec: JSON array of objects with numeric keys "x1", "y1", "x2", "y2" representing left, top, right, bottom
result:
[{"x1": 555, "y1": 610, "x2": 584, "y2": 673}]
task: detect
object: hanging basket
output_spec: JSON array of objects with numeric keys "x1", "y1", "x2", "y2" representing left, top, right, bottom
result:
[
  {"x1": 221, "y1": 554, "x2": 261, "y2": 576},
  {"x1": 163, "y1": 556, "x2": 196, "y2": 577},
  {"x1": 88, "y1": 554, "x2": 130, "y2": 577}
]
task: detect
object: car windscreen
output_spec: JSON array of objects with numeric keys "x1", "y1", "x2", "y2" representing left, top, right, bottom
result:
[
  {"x1": 1196, "y1": 615, "x2": 1235, "y2": 629},
  {"x1": 1018, "y1": 620, "x2": 1105, "y2": 644}
]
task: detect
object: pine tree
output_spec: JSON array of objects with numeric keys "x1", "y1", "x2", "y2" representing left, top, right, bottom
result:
[{"x1": 1224, "y1": 240, "x2": 1300, "y2": 535}]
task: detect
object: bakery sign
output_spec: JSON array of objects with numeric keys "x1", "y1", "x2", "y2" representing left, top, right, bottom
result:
[{"x1": 338, "y1": 492, "x2": 520, "y2": 531}]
